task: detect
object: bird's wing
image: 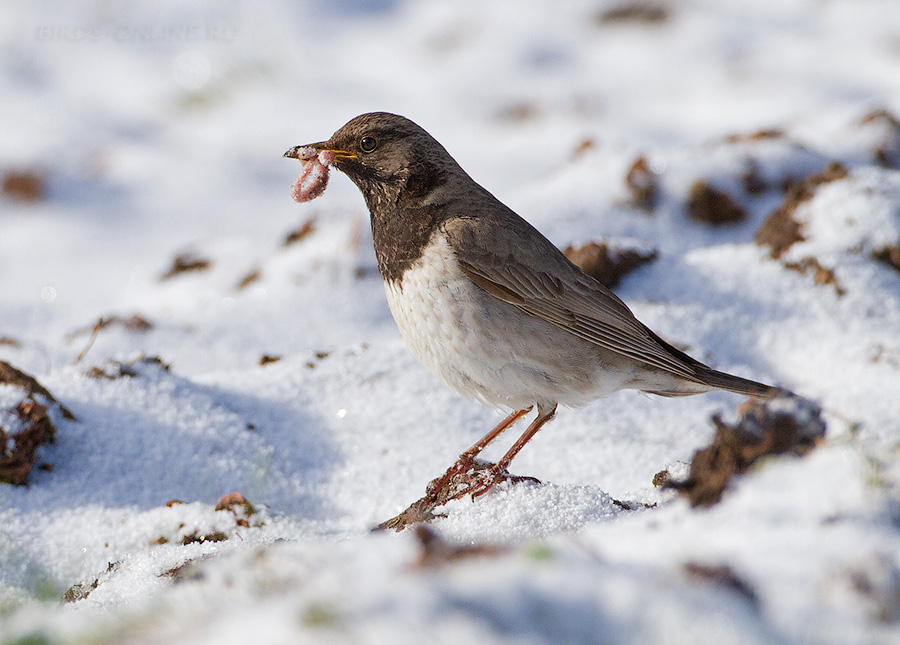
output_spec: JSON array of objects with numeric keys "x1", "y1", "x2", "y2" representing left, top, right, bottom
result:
[{"x1": 442, "y1": 214, "x2": 703, "y2": 381}]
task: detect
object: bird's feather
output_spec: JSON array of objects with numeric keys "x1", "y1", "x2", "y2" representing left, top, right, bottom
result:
[{"x1": 443, "y1": 212, "x2": 770, "y2": 394}]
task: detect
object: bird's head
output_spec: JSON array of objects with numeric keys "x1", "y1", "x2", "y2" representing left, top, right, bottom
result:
[{"x1": 285, "y1": 112, "x2": 457, "y2": 208}]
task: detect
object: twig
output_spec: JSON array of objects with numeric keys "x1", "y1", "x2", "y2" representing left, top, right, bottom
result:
[{"x1": 74, "y1": 317, "x2": 104, "y2": 365}]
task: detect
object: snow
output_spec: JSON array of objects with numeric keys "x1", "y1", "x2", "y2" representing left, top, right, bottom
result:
[
  {"x1": 790, "y1": 169, "x2": 900, "y2": 259},
  {"x1": 1, "y1": 0, "x2": 900, "y2": 642}
]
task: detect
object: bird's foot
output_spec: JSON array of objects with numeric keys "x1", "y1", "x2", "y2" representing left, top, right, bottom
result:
[
  {"x1": 422, "y1": 453, "x2": 476, "y2": 505},
  {"x1": 447, "y1": 461, "x2": 541, "y2": 502},
  {"x1": 375, "y1": 459, "x2": 540, "y2": 532},
  {"x1": 375, "y1": 498, "x2": 446, "y2": 532}
]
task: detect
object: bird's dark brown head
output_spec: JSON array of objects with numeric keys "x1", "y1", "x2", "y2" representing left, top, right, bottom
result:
[
  {"x1": 286, "y1": 112, "x2": 459, "y2": 213},
  {"x1": 285, "y1": 113, "x2": 480, "y2": 284}
]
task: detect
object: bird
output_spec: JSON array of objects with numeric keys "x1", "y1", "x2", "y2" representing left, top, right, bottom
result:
[{"x1": 284, "y1": 112, "x2": 779, "y2": 502}]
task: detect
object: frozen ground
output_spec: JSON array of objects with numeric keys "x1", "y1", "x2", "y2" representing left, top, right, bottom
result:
[{"x1": 1, "y1": 1, "x2": 900, "y2": 643}]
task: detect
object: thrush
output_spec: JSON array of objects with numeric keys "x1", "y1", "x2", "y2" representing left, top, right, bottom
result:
[{"x1": 285, "y1": 112, "x2": 779, "y2": 502}]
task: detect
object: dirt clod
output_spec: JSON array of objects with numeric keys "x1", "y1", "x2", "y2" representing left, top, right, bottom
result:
[
  {"x1": 83, "y1": 355, "x2": 169, "y2": 380},
  {"x1": 160, "y1": 252, "x2": 212, "y2": 281},
  {"x1": 782, "y1": 257, "x2": 845, "y2": 296},
  {"x1": 215, "y1": 491, "x2": 255, "y2": 515},
  {"x1": 612, "y1": 498, "x2": 656, "y2": 511},
  {"x1": 2, "y1": 168, "x2": 46, "y2": 202},
  {"x1": 62, "y1": 562, "x2": 119, "y2": 603},
  {"x1": 652, "y1": 469, "x2": 671, "y2": 487},
  {"x1": 180, "y1": 530, "x2": 228, "y2": 546},
  {"x1": 686, "y1": 181, "x2": 747, "y2": 225},
  {"x1": 755, "y1": 201, "x2": 804, "y2": 259},
  {"x1": 753, "y1": 163, "x2": 858, "y2": 295},
  {"x1": 215, "y1": 491, "x2": 258, "y2": 528},
  {"x1": 571, "y1": 138, "x2": 596, "y2": 161},
  {"x1": 755, "y1": 162, "x2": 848, "y2": 258},
  {"x1": 722, "y1": 129, "x2": 785, "y2": 143},
  {"x1": 664, "y1": 395, "x2": 825, "y2": 507},
  {"x1": 563, "y1": 241, "x2": 658, "y2": 289},
  {"x1": 0, "y1": 360, "x2": 75, "y2": 419},
  {"x1": 595, "y1": 2, "x2": 670, "y2": 26},
  {"x1": 859, "y1": 108, "x2": 900, "y2": 169},
  {"x1": 625, "y1": 156, "x2": 660, "y2": 212},
  {"x1": 236, "y1": 268, "x2": 261, "y2": 290},
  {"x1": 0, "y1": 360, "x2": 73, "y2": 485},
  {"x1": 872, "y1": 245, "x2": 900, "y2": 274},
  {"x1": 84, "y1": 363, "x2": 139, "y2": 380},
  {"x1": 0, "y1": 399, "x2": 57, "y2": 485},
  {"x1": 283, "y1": 219, "x2": 315, "y2": 247}
]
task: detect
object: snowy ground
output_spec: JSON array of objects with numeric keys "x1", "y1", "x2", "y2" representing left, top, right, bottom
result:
[{"x1": 2, "y1": 1, "x2": 900, "y2": 643}]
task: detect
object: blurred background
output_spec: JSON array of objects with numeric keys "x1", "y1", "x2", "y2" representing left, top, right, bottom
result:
[
  {"x1": 0, "y1": 0, "x2": 896, "y2": 363},
  {"x1": 3, "y1": 0, "x2": 899, "y2": 371}
]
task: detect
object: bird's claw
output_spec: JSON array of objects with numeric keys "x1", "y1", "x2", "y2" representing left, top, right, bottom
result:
[{"x1": 451, "y1": 464, "x2": 541, "y2": 502}]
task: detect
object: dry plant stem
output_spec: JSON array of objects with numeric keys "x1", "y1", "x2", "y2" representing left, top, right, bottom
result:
[
  {"x1": 425, "y1": 407, "x2": 531, "y2": 503},
  {"x1": 74, "y1": 318, "x2": 104, "y2": 365},
  {"x1": 467, "y1": 404, "x2": 557, "y2": 500}
]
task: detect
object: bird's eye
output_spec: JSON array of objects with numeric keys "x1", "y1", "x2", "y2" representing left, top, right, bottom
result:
[{"x1": 359, "y1": 136, "x2": 377, "y2": 152}]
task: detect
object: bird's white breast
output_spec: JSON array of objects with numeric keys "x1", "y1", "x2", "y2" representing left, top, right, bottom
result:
[{"x1": 383, "y1": 232, "x2": 636, "y2": 411}]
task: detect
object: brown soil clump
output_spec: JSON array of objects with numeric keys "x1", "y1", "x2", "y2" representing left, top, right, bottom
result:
[
  {"x1": 563, "y1": 241, "x2": 658, "y2": 289},
  {"x1": 2, "y1": 168, "x2": 46, "y2": 202},
  {"x1": 686, "y1": 181, "x2": 747, "y2": 225},
  {"x1": 160, "y1": 252, "x2": 212, "y2": 281},
  {"x1": 755, "y1": 162, "x2": 848, "y2": 258},
  {"x1": 663, "y1": 395, "x2": 825, "y2": 507},
  {"x1": 625, "y1": 156, "x2": 659, "y2": 211}
]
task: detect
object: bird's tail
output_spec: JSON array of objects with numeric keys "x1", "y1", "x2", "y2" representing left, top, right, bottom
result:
[
  {"x1": 642, "y1": 325, "x2": 787, "y2": 399},
  {"x1": 691, "y1": 365, "x2": 784, "y2": 399}
]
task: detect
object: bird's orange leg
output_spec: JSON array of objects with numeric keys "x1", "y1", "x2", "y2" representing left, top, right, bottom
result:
[
  {"x1": 425, "y1": 407, "x2": 532, "y2": 502},
  {"x1": 467, "y1": 404, "x2": 557, "y2": 499}
]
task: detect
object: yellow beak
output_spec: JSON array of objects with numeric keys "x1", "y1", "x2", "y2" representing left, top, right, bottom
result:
[{"x1": 283, "y1": 142, "x2": 358, "y2": 160}]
